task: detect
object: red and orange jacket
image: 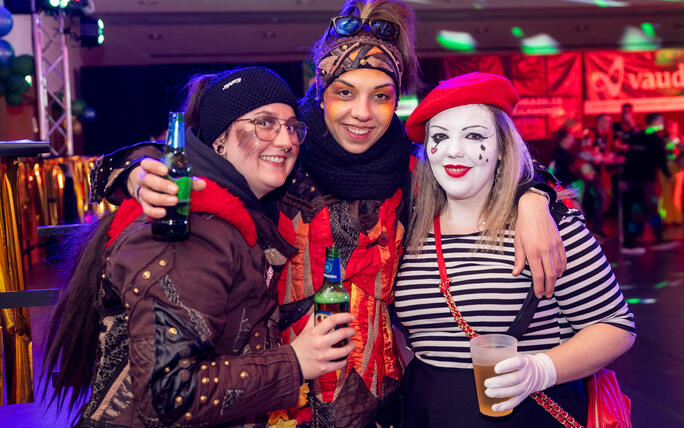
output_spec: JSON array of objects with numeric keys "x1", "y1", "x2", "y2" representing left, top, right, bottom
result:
[{"x1": 275, "y1": 169, "x2": 405, "y2": 427}]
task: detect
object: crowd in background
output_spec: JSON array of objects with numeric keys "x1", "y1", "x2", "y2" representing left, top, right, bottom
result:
[{"x1": 550, "y1": 103, "x2": 684, "y2": 254}]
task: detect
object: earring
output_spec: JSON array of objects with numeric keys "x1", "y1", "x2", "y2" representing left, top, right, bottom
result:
[{"x1": 216, "y1": 145, "x2": 224, "y2": 154}]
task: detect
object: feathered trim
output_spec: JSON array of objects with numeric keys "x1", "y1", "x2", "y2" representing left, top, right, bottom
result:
[
  {"x1": 106, "y1": 177, "x2": 257, "y2": 247},
  {"x1": 106, "y1": 198, "x2": 143, "y2": 247}
]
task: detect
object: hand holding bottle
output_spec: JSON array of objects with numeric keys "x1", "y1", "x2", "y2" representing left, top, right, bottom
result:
[
  {"x1": 290, "y1": 314, "x2": 356, "y2": 380},
  {"x1": 128, "y1": 158, "x2": 206, "y2": 218}
]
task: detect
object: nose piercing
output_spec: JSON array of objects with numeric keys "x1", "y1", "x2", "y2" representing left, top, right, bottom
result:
[{"x1": 283, "y1": 147, "x2": 292, "y2": 153}]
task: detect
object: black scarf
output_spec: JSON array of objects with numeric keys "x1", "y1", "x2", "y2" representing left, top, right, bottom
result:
[
  {"x1": 299, "y1": 88, "x2": 412, "y2": 201},
  {"x1": 185, "y1": 128, "x2": 262, "y2": 211}
]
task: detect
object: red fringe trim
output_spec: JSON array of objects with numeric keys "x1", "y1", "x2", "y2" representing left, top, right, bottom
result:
[{"x1": 105, "y1": 177, "x2": 257, "y2": 247}]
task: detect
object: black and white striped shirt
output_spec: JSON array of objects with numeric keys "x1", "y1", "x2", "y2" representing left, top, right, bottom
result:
[{"x1": 395, "y1": 210, "x2": 635, "y2": 369}]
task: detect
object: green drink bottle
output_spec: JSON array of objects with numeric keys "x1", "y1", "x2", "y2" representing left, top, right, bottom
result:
[
  {"x1": 314, "y1": 246, "x2": 351, "y2": 357},
  {"x1": 151, "y1": 112, "x2": 192, "y2": 240}
]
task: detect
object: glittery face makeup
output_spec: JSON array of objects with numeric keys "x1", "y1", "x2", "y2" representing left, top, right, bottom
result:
[
  {"x1": 321, "y1": 68, "x2": 397, "y2": 154},
  {"x1": 220, "y1": 103, "x2": 300, "y2": 199},
  {"x1": 426, "y1": 104, "x2": 499, "y2": 202}
]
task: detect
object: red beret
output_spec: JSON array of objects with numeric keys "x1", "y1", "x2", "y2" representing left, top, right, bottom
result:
[{"x1": 405, "y1": 72, "x2": 519, "y2": 143}]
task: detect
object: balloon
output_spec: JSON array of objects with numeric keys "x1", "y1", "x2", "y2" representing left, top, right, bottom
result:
[
  {"x1": 6, "y1": 92, "x2": 22, "y2": 106},
  {"x1": 79, "y1": 106, "x2": 96, "y2": 122},
  {"x1": 11, "y1": 55, "x2": 34, "y2": 76},
  {"x1": 0, "y1": 39, "x2": 14, "y2": 67},
  {"x1": 0, "y1": 65, "x2": 10, "y2": 81},
  {"x1": 7, "y1": 74, "x2": 28, "y2": 94},
  {"x1": 71, "y1": 98, "x2": 86, "y2": 116},
  {"x1": 0, "y1": 7, "x2": 13, "y2": 38}
]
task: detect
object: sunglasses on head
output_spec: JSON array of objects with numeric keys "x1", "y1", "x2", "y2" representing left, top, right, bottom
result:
[{"x1": 329, "y1": 15, "x2": 400, "y2": 41}]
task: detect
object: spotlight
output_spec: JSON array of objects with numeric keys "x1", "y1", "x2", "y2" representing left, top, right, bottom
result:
[{"x1": 80, "y1": 16, "x2": 103, "y2": 47}]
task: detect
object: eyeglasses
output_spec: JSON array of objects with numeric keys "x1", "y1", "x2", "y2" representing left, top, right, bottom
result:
[
  {"x1": 329, "y1": 15, "x2": 400, "y2": 41},
  {"x1": 234, "y1": 116, "x2": 307, "y2": 145}
]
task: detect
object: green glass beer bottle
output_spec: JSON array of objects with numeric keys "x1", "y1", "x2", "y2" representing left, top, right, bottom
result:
[
  {"x1": 151, "y1": 112, "x2": 192, "y2": 240},
  {"x1": 314, "y1": 246, "x2": 351, "y2": 357}
]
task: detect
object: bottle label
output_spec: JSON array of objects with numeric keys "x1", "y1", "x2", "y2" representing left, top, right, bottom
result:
[
  {"x1": 314, "y1": 309, "x2": 333, "y2": 326},
  {"x1": 314, "y1": 304, "x2": 350, "y2": 354},
  {"x1": 324, "y1": 258, "x2": 341, "y2": 282},
  {"x1": 175, "y1": 176, "x2": 191, "y2": 216}
]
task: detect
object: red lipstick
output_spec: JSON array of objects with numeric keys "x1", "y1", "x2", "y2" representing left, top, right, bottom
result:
[{"x1": 444, "y1": 164, "x2": 471, "y2": 178}]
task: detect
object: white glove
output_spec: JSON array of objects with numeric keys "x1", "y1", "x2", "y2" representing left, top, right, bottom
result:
[{"x1": 484, "y1": 353, "x2": 557, "y2": 412}]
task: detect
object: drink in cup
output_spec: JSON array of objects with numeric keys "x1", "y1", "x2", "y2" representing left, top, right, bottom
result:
[{"x1": 469, "y1": 334, "x2": 518, "y2": 417}]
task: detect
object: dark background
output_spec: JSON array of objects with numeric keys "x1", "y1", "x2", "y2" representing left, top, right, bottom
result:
[{"x1": 79, "y1": 58, "x2": 445, "y2": 156}]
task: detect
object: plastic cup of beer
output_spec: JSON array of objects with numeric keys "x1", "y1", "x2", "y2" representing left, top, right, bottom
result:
[{"x1": 469, "y1": 334, "x2": 518, "y2": 417}]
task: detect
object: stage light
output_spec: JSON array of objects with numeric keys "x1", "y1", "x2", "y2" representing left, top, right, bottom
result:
[
  {"x1": 625, "y1": 298, "x2": 656, "y2": 304},
  {"x1": 41, "y1": 0, "x2": 93, "y2": 15},
  {"x1": 396, "y1": 94, "x2": 419, "y2": 121},
  {"x1": 620, "y1": 25, "x2": 660, "y2": 51},
  {"x1": 563, "y1": 0, "x2": 628, "y2": 5},
  {"x1": 654, "y1": 281, "x2": 669, "y2": 289},
  {"x1": 80, "y1": 16, "x2": 103, "y2": 47},
  {"x1": 436, "y1": 30, "x2": 476, "y2": 53},
  {"x1": 641, "y1": 22, "x2": 655, "y2": 37},
  {"x1": 511, "y1": 26, "x2": 524, "y2": 38},
  {"x1": 520, "y1": 34, "x2": 559, "y2": 55}
]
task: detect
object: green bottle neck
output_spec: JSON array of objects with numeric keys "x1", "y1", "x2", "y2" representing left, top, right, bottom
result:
[{"x1": 167, "y1": 112, "x2": 186, "y2": 149}]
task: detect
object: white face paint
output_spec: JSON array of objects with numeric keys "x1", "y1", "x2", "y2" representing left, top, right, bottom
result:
[{"x1": 427, "y1": 104, "x2": 499, "y2": 204}]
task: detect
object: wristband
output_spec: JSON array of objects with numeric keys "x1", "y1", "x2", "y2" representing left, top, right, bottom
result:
[{"x1": 525, "y1": 186, "x2": 550, "y2": 202}]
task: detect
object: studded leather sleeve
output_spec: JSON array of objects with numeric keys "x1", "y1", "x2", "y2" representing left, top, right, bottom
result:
[
  {"x1": 107, "y1": 215, "x2": 302, "y2": 426},
  {"x1": 89, "y1": 142, "x2": 163, "y2": 205},
  {"x1": 514, "y1": 159, "x2": 558, "y2": 205}
]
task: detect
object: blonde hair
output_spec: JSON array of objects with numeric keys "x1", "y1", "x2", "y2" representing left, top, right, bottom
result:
[
  {"x1": 405, "y1": 105, "x2": 534, "y2": 253},
  {"x1": 310, "y1": 0, "x2": 421, "y2": 93}
]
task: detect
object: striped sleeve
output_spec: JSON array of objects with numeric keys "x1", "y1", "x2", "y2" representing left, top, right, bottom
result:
[{"x1": 553, "y1": 211, "x2": 636, "y2": 335}]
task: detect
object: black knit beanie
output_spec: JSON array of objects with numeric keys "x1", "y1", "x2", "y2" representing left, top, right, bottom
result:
[{"x1": 198, "y1": 67, "x2": 299, "y2": 145}]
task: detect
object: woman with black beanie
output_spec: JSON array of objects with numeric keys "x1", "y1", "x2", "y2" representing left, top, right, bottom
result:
[{"x1": 43, "y1": 67, "x2": 355, "y2": 427}]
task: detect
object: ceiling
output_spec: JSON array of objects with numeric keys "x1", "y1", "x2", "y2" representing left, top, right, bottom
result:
[{"x1": 76, "y1": 0, "x2": 684, "y2": 66}]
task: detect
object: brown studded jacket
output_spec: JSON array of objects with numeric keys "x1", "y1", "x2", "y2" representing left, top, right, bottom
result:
[{"x1": 79, "y1": 180, "x2": 301, "y2": 428}]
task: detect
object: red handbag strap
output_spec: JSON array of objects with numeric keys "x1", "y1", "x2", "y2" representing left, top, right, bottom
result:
[
  {"x1": 432, "y1": 216, "x2": 583, "y2": 428},
  {"x1": 434, "y1": 216, "x2": 477, "y2": 339}
]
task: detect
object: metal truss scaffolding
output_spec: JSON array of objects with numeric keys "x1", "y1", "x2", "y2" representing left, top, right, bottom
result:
[{"x1": 32, "y1": 10, "x2": 73, "y2": 156}]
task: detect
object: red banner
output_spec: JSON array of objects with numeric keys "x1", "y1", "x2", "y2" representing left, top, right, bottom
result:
[
  {"x1": 584, "y1": 50, "x2": 684, "y2": 114},
  {"x1": 442, "y1": 53, "x2": 582, "y2": 141},
  {"x1": 441, "y1": 50, "x2": 684, "y2": 139}
]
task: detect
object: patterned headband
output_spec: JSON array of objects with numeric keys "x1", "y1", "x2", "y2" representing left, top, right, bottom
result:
[{"x1": 314, "y1": 33, "x2": 404, "y2": 100}]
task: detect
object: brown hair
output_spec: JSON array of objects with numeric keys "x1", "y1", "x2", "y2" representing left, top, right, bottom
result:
[
  {"x1": 181, "y1": 73, "x2": 217, "y2": 130},
  {"x1": 310, "y1": 0, "x2": 420, "y2": 94},
  {"x1": 42, "y1": 213, "x2": 116, "y2": 413},
  {"x1": 405, "y1": 105, "x2": 534, "y2": 253}
]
